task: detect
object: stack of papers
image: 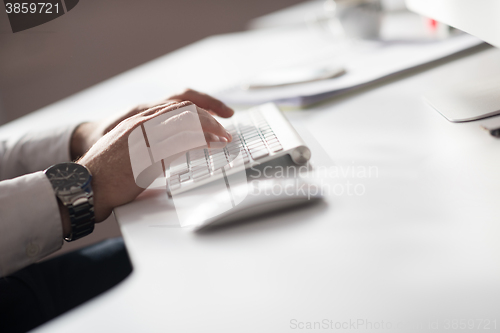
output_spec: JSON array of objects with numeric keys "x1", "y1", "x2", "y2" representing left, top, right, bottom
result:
[{"x1": 214, "y1": 12, "x2": 484, "y2": 107}]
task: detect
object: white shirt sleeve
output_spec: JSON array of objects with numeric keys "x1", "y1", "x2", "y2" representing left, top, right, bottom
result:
[
  {"x1": 0, "y1": 125, "x2": 76, "y2": 180},
  {"x1": 0, "y1": 124, "x2": 79, "y2": 277},
  {"x1": 0, "y1": 172, "x2": 63, "y2": 277}
]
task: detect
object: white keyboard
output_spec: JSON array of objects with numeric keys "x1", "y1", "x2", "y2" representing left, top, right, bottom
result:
[{"x1": 166, "y1": 103, "x2": 311, "y2": 196}]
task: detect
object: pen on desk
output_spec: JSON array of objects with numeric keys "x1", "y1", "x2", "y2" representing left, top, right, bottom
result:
[
  {"x1": 243, "y1": 65, "x2": 346, "y2": 90},
  {"x1": 489, "y1": 128, "x2": 500, "y2": 138},
  {"x1": 481, "y1": 125, "x2": 500, "y2": 138}
]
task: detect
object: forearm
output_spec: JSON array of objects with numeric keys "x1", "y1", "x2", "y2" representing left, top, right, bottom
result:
[{"x1": 70, "y1": 122, "x2": 99, "y2": 161}]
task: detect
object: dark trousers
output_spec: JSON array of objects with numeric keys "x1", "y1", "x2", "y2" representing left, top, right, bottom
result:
[{"x1": 0, "y1": 237, "x2": 132, "y2": 333}]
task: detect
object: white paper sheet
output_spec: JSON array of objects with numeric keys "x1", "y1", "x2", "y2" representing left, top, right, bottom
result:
[{"x1": 214, "y1": 12, "x2": 484, "y2": 107}]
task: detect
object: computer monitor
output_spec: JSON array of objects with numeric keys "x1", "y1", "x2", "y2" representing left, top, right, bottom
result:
[
  {"x1": 405, "y1": 0, "x2": 500, "y2": 122},
  {"x1": 406, "y1": 0, "x2": 500, "y2": 48}
]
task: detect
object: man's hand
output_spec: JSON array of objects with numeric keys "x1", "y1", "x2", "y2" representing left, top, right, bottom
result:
[
  {"x1": 70, "y1": 89, "x2": 234, "y2": 160},
  {"x1": 75, "y1": 101, "x2": 231, "y2": 225}
]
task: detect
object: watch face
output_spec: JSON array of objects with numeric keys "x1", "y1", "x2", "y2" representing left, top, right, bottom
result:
[{"x1": 45, "y1": 163, "x2": 91, "y2": 193}]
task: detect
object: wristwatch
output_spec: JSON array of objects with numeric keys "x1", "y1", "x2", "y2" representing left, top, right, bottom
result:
[{"x1": 44, "y1": 162, "x2": 95, "y2": 241}]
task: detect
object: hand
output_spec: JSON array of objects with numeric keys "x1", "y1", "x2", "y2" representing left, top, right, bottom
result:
[
  {"x1": 70, "y1": 89, "x2": 234, "y2": 160},
  {"x1": 74, "y1": 101, "x2": 230, "y2": 227}
]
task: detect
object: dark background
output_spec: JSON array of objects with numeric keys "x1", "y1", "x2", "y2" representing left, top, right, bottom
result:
[{"x1": 0, "y1": 0, "x2": 303, "y2": 125}]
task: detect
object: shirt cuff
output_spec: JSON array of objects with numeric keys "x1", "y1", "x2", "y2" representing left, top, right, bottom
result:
[
  {"x1": 0, "y1": 123, "x2": 79, "y2": 181},
  {"x1": 0, "y1": 171, "x2": 63, "y2": 277},
  {"x1": 32, "y1": 123, "x2": 77, "y2": 167}
]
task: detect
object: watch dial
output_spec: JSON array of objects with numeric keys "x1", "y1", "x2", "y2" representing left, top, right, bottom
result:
[{"x1": 46, "y1": 163, "x2": 90, "y2": 192}]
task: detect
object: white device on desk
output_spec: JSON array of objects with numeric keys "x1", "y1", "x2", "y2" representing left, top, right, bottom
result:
[
  {"x1": 407, "y1": 0, "x2": 500, "y2": 122},
  {"x1": 166, "y1": 103, "x2": 312, "y2": 196},
  {"x1": 164, "y1": 103, "x2": 316, "y2": 229}
]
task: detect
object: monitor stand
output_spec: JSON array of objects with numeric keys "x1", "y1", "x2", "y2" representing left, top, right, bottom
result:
[{"x1": 423, "y1": 77, "x2": 500, "y2": 122}]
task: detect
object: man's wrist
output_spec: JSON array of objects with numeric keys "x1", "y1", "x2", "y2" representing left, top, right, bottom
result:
[
  {"x1": 77, "y1": 158, "x2": 112, "y2": 223},
  {"x1": 70, "y1": 122, "x2": 98, "y2": 160}
]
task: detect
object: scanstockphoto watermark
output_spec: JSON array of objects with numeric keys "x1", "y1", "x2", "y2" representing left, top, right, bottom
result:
[
  {"x1": 248, "y1": 178, "x2": 366, "y2": 198},
  {"x1": 249, "y1": 163, "x2": 379, "y2": 197},
  {"x1": 249, "y1": 163, "x2": 379, "y2": 181},
  {"x1": 289, "y1": 318, "x2": 498, "y2": 331}
]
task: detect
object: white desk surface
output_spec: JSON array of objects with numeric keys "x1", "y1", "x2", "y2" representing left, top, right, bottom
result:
[{"x1": 7, "y1": 25, "x2": 497, "y2": 332}]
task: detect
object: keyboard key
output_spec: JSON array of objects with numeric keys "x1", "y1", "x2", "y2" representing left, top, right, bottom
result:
[
  {"x1": 261, "y1": 130, "x2": 275, "y2": 136},
  {"x1": 212, "y1": 152, "x2": 228, "y2": 160},
  {"x1": 239, "y1": 124, "x2": 255, "y2": 131},
  {"x1": 240, "y1": 130, "x2": 257, "y2": 136},
  {"x1": 240, "y1": 128, "x2": 258, "y2": 136},
  {"x1": 168, "y1": 154, "x2": 188, "y2": 175},
  {"x1": 226, "y1": 146, "x2": 241, "y2": 158},
  {"x1": 191, "y1": 164, "x2": 209, "y2": 172},
  {"x1": 168, "y1": 176, "x2": 181, "y2": 191},
  {"x1": 249, "y1": 148, "x2": 269, "y2": 160},
  {"x1": 169, "y1": 183, "x2": 181, "y2": 191},
  {"x1": 227, "y1": 143, "x2": 241, "y2": 151},
  {"x1": 192, "y1": 168, "x2": 210, "y2": 181},
  {"x1": 242, "y1": 132, "x2": 260, "y2": 139},
  {"x1": 245, "y1": 142, "x2": 262, "y2": 151},
  {"x1": 179, "y1": 173, "x2": 190, "y2": 182},
  {"x1": 267, "y1": 137, "x2": 281, "y2": 144},
  {"x1": 208, "y1": 147, "x2": 224, "y2": 154},
  {"x1": 229, "y1": 143, "x2": 241, "y2": 150},
  {"x1": 190, "y1": 159, "x2": 208, "y2": 169},
  {"x1": 210, "y1": 150, "x2": 226, "y2": 158},
  {"x1": 188, "y1": 150, "x2": 206, "y2": 161},
  {"x1": 245, "y1": 136, "x2": 264, "y2": 145},
  {"x1": 212, "y1": 161, "x2": 227, "y2": 171},
  {"x1": 227, "y1": 150, "x2": 242, "y2": 159},
  {"x1": 264, "y1": 135, "x2": 277, "y2": 142},
  {"x1": 169, "y1": 166, "x2": 189, "y2": 177},
  {"x1": 211, "y1": 155, "x2": 228, "y2": 170},
  {"x1": 269, "y1": 143, "x2": 283, "y2": 152},
  {"x1": 246, "y1": 140, "x2": 266, "y2": 149},
  {"x1": 248, "y1": 143, "x2": 268, "y2": 152}
]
